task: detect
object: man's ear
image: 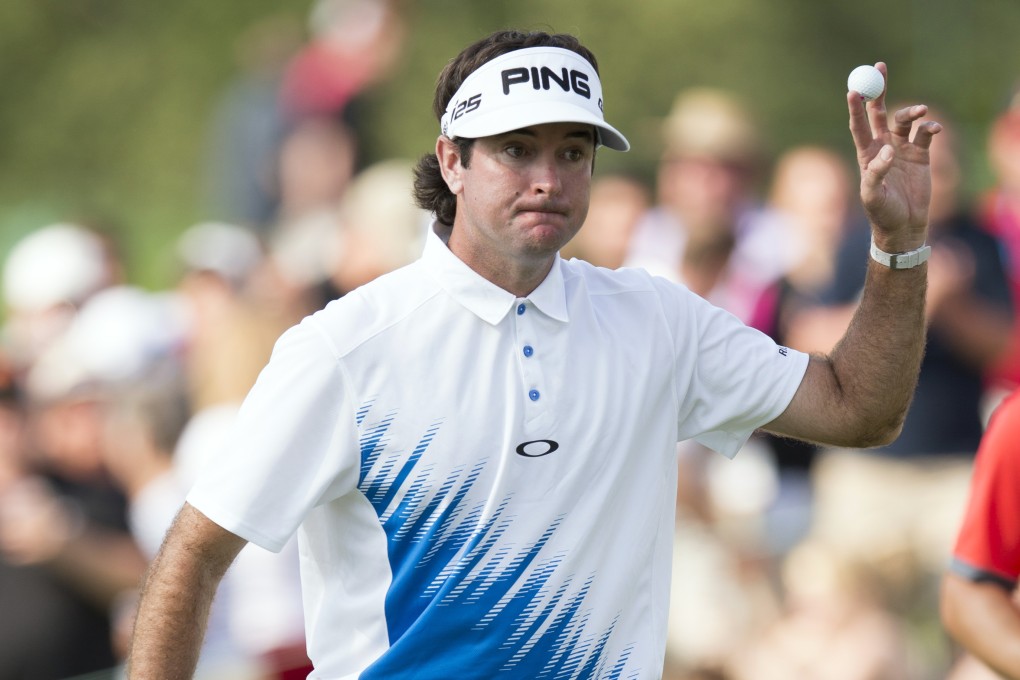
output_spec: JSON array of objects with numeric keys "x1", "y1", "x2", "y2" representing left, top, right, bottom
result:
[{"x1": 436, "y1": 135, "x2": 465, "y2": 195}]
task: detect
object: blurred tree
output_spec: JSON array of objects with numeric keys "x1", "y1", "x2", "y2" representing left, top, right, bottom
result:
[
  {"x1": 0, "y1": 0, "x2": 1018, "y2": 289},
  {"x1": 0, "y1": 0, "x2": 305, "y2": 287}
]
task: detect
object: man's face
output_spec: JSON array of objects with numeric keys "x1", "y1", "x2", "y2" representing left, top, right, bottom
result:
[{"x1": 442, "y1": 122, "x2": 595, "y2": 271}]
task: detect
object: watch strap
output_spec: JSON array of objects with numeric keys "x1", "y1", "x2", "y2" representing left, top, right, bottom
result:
[{"x1": 870, "y1": 239, "x2": 931, "y2": 269}]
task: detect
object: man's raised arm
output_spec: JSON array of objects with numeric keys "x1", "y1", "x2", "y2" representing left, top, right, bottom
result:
[
  {"x1": 126, "y1": 502, "x2": 248, "y2": 679},
  {"x1": 766, "y1": 63, "x2": 942, "y2": 447}
]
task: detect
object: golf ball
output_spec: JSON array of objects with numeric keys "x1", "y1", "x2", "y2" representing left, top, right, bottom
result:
[{"x1": 847, "y1": 64, "x2": 884, "y2": 101}]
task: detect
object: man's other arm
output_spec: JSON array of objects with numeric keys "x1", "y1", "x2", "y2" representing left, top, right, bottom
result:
[
  {"x1": 767, "y1": 260, "x2": 926, "y2": 447},
  {"x1": 127, "y1": 502, "x2": 247, "y2": 679}
]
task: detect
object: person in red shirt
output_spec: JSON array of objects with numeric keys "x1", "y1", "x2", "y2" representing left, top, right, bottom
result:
[{"x1": 942, "y1": 390, "x2": 1020, "y2": 678}]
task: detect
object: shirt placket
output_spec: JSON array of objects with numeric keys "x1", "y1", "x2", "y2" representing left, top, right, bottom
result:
[{"x1": 513, "y1": 299, "x2": 552, "y2": 429}]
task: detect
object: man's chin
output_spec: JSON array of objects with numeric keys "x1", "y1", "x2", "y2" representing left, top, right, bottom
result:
[{"x1": 525, "y1": 226, "x2": 580, "y2": 255}]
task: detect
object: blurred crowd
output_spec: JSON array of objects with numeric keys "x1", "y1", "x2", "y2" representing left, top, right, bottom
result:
[{"x1": 2, "y1": 1, "x2": 1020, "y2": 678}]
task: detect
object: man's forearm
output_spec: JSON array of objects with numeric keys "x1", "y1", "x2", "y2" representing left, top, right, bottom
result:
[
  {"x1": 827, "y1": 259, "x2": 928, "y2": 445},
  {"x1": 768, "y1": 257, "x2": 927, "y2": 447},
  {"x1": 128, "y1": 545, "x2": 216, "y2": 678},
  {"x1": 127, "y1": 504, "x2": 246, "y2": 679}
]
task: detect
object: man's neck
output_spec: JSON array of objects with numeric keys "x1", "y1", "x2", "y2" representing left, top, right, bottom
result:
[{"x1": 445, "y1": 226, "x2": 557, "y2": 298}]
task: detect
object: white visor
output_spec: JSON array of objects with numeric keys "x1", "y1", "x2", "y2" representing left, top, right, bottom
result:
[{"x1": 440, "y1": 46, "x2": 630, "y2": 152}]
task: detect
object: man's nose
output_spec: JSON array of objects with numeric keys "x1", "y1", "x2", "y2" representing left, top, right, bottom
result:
[{"x1": 531, "y1": 158, "x2": 562, "y2": 195}]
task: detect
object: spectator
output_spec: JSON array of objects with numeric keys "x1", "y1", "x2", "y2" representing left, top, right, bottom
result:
[
  {"x1": 174, "y1": 222, "x2": 310, "y2": 675},
  {"x1": 202, "y1": 0, "x2": 407, "y2": 231},
  {"x1": 1, "y1": 223, "x2": 120, "y2": 373},
  {"x1": 946, "y1": 656, "x2": 1005, "y2": 680},
  {"x1": 625, "y1": 87, "x2": 787, "y2": 324},
  {"x1": 634, "y1": 90, "x2": 792, "y2": 671},
  {"x1": 0, "y1": 284, "x2": 181, "y2": 679},
  {"x1": 754, "y1": 146, "x2": 857, "y2": 349},
  {"x1": 0, "y1": 356, "x2": 127, "y2": 680},
  {"x1": 941, "y1": 389, "x2": 1020, "y2": 680},
  {"x1": 262, "y1": 116, "x2": 359, "y2": 319},
  {"x1": 279, "y1": 0, "x2": 407, "y2": 170},
  {"x1": 100, "y1": 366, "x2": 196, "y2": 664},
  {"x1": 327, "y1": 158, "x2": 429, "y2": 296},
  {"x1": 979, "y1": 98, "x2": 1020, "y2": 399},
  {"x1": 561, "y1": 173, "x2": 651, "y2": 269},
  {"x1": 728, "y1": 540, "x2": 914, "y2": 680},
  {"x1": 751, "y1": 146, "x2": 858, "y2": 557},
  {"x1": 202, "y1": 14, "x2": 304, "y2": 229},
  {"x1": 275, "y1": 116, "x2": 359, "y2": 228},
  {"x1": 175, "y1": 221, "x2": 283, "y2": 412},
  {"x1": 279, "y1": 0, "x2": 403, "y2": 120}
]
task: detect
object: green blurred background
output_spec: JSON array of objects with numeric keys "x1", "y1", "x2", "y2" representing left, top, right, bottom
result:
[{"x1": 2, "y1": 0, "x2": 1017, "y2": 289}]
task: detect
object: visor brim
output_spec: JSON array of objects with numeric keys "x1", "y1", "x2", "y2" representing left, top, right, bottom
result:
[{"x1": 449, "y1": 101, "x2": 630, "y2": 152}]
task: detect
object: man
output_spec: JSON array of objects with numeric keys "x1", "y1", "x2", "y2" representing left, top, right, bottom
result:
[
  {"x1": 127, "y1": 30, "x2": 940, "y2": 679},
  {"x1": 941, "y1": 390, "x2": 1020, "y2": 679}
]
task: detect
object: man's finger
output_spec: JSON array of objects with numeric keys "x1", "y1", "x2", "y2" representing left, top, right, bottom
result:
[
  {"x1": 861, "y1": 144, "x2": 895, "y2": 199},
  {"x1": 866, "y1": 62, "x2": 890, "y2": 135},
  {"x1": 890, "y1": 104, "x2": 928, "y2": 139},
  {"x1": 891, "y1": 109, "x2": 917, "y2": 139},
  {"x1": 848, "y1": 91, "x2": 874, "y2": 151},
  {"x1": 911, "y1": 120, "x2": 943, "y2": 149}
]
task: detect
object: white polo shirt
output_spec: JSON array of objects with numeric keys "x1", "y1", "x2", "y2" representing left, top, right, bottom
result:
[{"x1": 188, "y1": 224, "x2": 808, "y2": 679}]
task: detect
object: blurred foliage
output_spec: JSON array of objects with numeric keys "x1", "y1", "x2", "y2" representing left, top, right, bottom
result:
[{"x1": 2, "y1": 0, "x2": 1019, "y2": 288}]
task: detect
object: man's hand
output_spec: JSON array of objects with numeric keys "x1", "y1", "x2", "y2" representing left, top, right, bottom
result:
[{"x1": 848, "y1": 62, "x2": 942, "y2": 252}]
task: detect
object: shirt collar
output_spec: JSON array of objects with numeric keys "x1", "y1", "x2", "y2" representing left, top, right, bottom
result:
[{"x1": 421, "y1": 221, "x2": 569, "y2": 325}]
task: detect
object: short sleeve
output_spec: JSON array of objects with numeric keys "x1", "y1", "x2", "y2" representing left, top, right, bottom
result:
[
  {"x1": 186, "y1": 317, "x2": 361, "y2": 552},
  {"x1": 654, "y1": 278, "x2": 810, "y2": 458},
  {"x1": 950, "y1": 392, "x2": 1020, "y2": 588}
]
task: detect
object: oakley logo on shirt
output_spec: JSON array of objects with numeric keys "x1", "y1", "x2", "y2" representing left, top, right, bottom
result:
[{"x1": 516, "y1": 440, "x2": 560, "y2": 457}]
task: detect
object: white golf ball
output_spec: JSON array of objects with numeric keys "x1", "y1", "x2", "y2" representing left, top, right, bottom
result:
[{"x1": 847, "y1": 64, "x2": 884, "y2": 101}]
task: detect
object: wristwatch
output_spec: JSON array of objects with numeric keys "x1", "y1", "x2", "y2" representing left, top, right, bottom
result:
[{"x1": 870, "y1": 239, "x2": 932, "y2": 269}]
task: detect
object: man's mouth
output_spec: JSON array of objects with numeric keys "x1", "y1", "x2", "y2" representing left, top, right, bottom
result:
[{"x1": 517, "y1": 203, "x2": 568, "y2": 217}]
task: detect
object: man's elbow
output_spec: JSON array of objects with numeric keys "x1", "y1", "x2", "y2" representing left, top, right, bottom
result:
[
  {"x1": 857, "y1": 417, "x2": 905, "y2": 448},
  {"x1": 830, "y1": 409, "x2": 906, "y2": 449}
]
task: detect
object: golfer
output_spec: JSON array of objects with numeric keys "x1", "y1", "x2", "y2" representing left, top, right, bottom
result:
[{"x1": 128, "y1": 29, "x2": 939, "y2": 679}]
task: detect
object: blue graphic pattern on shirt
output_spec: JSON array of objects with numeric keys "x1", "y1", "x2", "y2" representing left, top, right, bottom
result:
[{"x1": 355, "y1": 405, "x2": 638, "y2": 679}]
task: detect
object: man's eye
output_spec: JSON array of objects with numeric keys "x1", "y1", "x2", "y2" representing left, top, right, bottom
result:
[
  {"x1": 564, "y1": 148, "x2": 585, "y2": 162},
  {"x1": 505, "y1": 144, "x2": 526, "y2": 158}
]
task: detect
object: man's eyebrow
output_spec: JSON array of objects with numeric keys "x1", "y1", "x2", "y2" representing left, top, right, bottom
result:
[
  {"x1": 566, "y1": 129, "x2": 596, "y2": 142},
  {"x1": 502, "y1": 127, "x2": 535, "y2": 136},
  {"x1": 499, "y1": 126, "x2": 596, "y2": 142}
]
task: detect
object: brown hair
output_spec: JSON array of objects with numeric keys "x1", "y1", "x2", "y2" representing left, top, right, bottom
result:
[{"x1": 412, "y1": 30, "x2": 599, "y2": 226}]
